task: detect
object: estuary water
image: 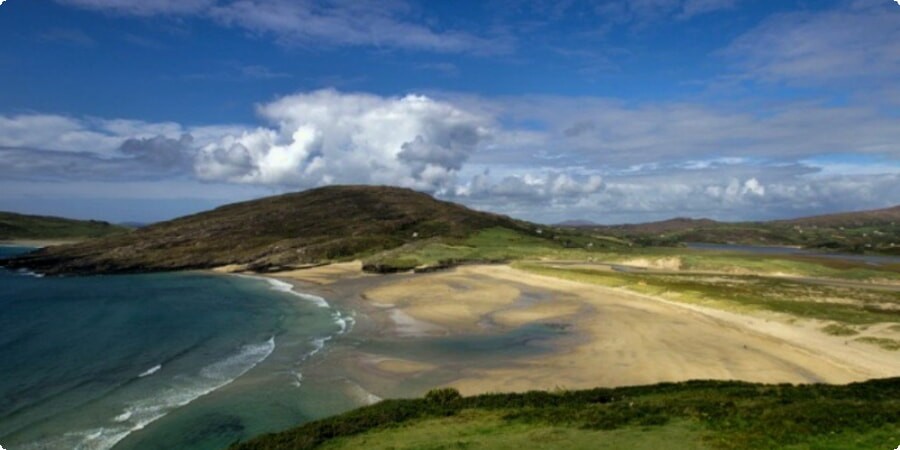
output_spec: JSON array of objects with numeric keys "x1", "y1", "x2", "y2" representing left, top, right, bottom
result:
[
  {"x1": 685, "y1": 242, "x2": 900, "y2": 266},
  {"x1": 0, "y1": 246, "x2": 360, "y2": 450}
]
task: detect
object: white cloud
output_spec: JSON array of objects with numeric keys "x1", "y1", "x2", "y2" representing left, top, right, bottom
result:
[
  {"x1": 0, "y1": 114, "x2": 244, "y2": 180},
  {"x1": 456, "y1": 171, "x2": 604, "y2": 203},
  {"x1": 194, "y1": 89, "x2": 491, "y2": 191},
  {"x1": 0, "y1": 114, "x2": 208, "y2": 154},
  {"x1": 0, "y1": 115, "x2": 122, "y2": 154},
  {"x1": 723, "y1": 0, "x2": 900, "y2": 84},
  {"x1": 208, "y1": 0, "x2": 510, "y2": 53},
  {"x1": 460, "y1": 95, "x2": 900, "y2": 169},
  {"x1": 2, "y1": 89, "x2": 899, "y2": 222},
  {"x1": 55, "y1": 0, "x2": 508, "y2": 54},
  {"x1": 56, "y1": 0, "x2": 215, "y2": 15},
  {"x1": 496, "y1": 171, "x2": 900, "y2": 224}
]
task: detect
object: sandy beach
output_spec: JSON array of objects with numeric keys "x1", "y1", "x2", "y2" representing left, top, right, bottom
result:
[{"x1": 262, "y1": 262, "x2": 900, "y2": 398}]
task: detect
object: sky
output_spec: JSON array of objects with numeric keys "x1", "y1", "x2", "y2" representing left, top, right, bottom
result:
[{"x1": 0, "y1": 0, "x2": 899, "y2": 224}]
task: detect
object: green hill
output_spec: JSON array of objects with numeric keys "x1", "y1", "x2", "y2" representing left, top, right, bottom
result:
[
  {"x1": 571, "y1": 206, "x2": 900, "y2": 254},
  {"x1": 1, "y1": 186, "x2": 559, "y2": 275},
  {"x1": 231, "y1": 378, "x2": 900, "y2": 450},
  {"x1": 0, "y1": 211, "x2": 128, "y2": 242}
]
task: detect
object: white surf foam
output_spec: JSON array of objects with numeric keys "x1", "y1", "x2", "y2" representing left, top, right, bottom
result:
[
  {"x1": 238, "y1": 274, "x2": 332, "y2": 308},
  {"x1": 24, "y1": 337, "x2": 276, "y2": 450},
  {"x1": 138, "y1": 364, "x2": 162, "y2": 378},
  {"x1": 332, "y1": 311, "x2": 356, "y2": 335},
  {"x1": 15, "y1": 268, "x2": 44, "y2": 278},
  {"x1": 235, "y1": 274, "x2": 356, "y2": 390},
  {"x1": 290, "y1": 338, "x2": 328, "y2": 388}
]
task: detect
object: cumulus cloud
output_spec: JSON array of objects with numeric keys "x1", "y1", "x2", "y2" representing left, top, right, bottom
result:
[
  {"x1": 456, "y1": 171, "x2": 604, "y2": 204},
  {"x1": 120, "y1": 135, "x2": 196, "y2": 171},
  {"x1": 194, "y1": 90, "x2": 491, "y2": 192},
  {"x1": 3, "y1": 88, "x2": 899, "y2": 223},
  {"x1": 491, "y1": 170, "x2": 900, "y2": 224}
]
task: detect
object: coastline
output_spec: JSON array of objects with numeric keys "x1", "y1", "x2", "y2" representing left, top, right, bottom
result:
[
  {"x1": 110, "y1": 271, "x2": 368, "y2": 450},
  {"x1": 0, "y1": 266, "x2": 296, "y2": 450},
  {"x1": 251, "y1": 262, "x2": 900, "y2": 398},
  {"x1": 0, "y1": 239, "x2": 82, "y2": 248}
]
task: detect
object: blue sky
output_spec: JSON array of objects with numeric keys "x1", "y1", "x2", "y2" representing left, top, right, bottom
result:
[{"x1": 0, "y1": 0, "x2": 898, "y2": 224}]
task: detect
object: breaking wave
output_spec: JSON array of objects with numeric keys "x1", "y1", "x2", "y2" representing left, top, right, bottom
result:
[{"x1": 22, "y1": 337, "x2": 275, "y2": 450}]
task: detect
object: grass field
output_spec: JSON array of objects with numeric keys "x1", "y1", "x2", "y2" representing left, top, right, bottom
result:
[
  {"x1": 361, "y1": 227, "x2": 614, "y2": 272},
  {"x1": 231, "y1": 379, "x2": 900, "y2": 450},
  {"x1": 362, "y1": 225, "x2": 900, "y2": 282}
]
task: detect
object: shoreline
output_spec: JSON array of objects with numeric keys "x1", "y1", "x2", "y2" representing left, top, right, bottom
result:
[
  {"x1": 249, "y1": 262, "x2": 900, "y2": 398},
  {"x1": 0, "y1": 239, "x2": 83, "y2": 248}
]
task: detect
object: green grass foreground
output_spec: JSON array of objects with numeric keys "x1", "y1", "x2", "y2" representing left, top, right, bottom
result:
[{"x1": 231, "y1": 379, "x2": 900, "y2": 450}]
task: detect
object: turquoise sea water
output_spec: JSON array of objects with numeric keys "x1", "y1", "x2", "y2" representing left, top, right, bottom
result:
[{"x1": 0, "y1": 246, "x2": 359, "y2": 450}]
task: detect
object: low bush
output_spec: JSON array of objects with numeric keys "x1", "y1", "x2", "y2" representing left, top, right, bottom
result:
[{"x1": 231, "y1": 377, "x2": 900, "y2": 450}]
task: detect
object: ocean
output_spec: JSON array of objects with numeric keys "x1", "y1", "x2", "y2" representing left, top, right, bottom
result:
[{"x1": 0, "y1": 246, "x2": 360, "y2": 450}]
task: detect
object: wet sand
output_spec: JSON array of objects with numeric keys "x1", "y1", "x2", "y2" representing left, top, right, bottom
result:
[{"x1": 262, "y1": 263, "x2": 900, "y2": 398}]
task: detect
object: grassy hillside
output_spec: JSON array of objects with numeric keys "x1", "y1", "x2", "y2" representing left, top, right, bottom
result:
[
  {"x1": 574, "y1": 206, "x2": 900, "y2": 254},
  {"x1": 362, "y1": 226, "x2": 626, "y2": 273},
  {"x1": 1, "y1": 186, "x2": 565, "y2": 275},
  {"x1": 5, "y1": 188, "x2": 896, "y2": 275},
  {"x1": 231, "y1": 378, "x2": 900, "y2": 450},
  {"x1": 0, "y1": 211, "x2": 128, "y2": 241}
]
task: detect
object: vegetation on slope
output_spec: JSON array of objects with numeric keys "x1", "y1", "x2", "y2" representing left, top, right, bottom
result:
[
  {"x1": 4, "y1": 186, "x2": 896, "y2": 275},
  {"x1": 362, "y1": 227, "x2": 626, "y2": 273},
  {"x1": 1, "y1": 186, "x2": 553, "y2": 275},
  {"x1": 573, "y1": 205, "x2": 900, "y2": 254},
  {"x1": 0, "y1": 211, "x2": 128, "y2": 241},
  {"x1": 231, "y1": 378, "x2": 900, "y2": 450}
]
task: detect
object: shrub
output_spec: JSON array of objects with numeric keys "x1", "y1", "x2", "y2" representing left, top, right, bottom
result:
[{"x1": 426, "y1": 388, "x2": 463, "y2": 405}]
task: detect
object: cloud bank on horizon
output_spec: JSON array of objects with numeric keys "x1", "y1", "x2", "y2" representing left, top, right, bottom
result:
[{"x1": 0, "y1": 0, "x2": 898, "y2": 224}]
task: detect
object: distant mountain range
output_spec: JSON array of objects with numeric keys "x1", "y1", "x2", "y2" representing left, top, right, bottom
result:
[{"x1": 561, "y1": 206, "x2": 900, "y2": 254}]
